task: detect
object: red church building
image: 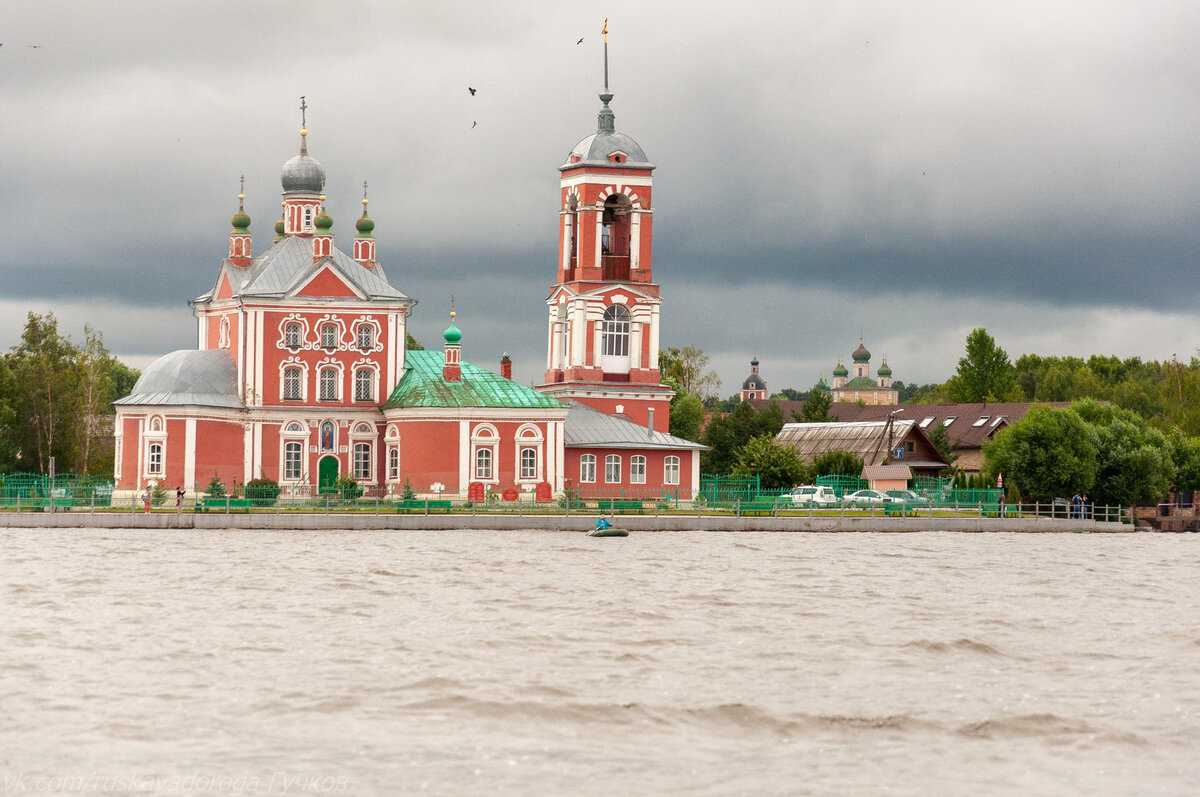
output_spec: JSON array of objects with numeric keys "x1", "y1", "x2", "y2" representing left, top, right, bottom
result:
[{"x1": 113, "y1": 50, "x2": 702, "y2": 502}]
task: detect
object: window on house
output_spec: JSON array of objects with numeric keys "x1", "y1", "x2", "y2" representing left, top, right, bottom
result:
[
  {"x1": 319, "y1": 368, "x2": 338, "y2": 401},
  {"x1": 284, "y1": 322, "x2": 302, "y2": 349},
  {"x1": 630, "y1": 455, "x2": 647, "y2": 484},
  {"x1": 520, "y1": 447, "x2": 538, "y2": 480},
  {"x1": 353, "y1": 443, "x2": 371, "y2": 480},
  {"x1": 601, "y1": 305, "x2": 630, "y2": 357},
  {"x1": 664, "y1": 456, "x2": 680, "y2": 485},
  {"x1": 580, "y1": 454, "x2": 596, "y2": 483},
  {"x1": 147, "y1": 443, "x2": 163, "y2": 475},
  {"x1": 919, "y1": 417, "x2": 935, "y2": 429},
  {"x1": 972, "y1": 416, "x2": 990, "y2": 427},
  {"x1": 906, "y1": 441, "x2": 915, "y2": 453},
  {"x1": 284, "y1": 442, "x2": 303, "y2": 480},
  {"x1": 990, "y1": 416, "x2": 1005, "y2": 427},
  {"x1": 357, "y1": 324, "x2": 374, "y2": 350},
  {"x1": 321, "y1": 324, "x2": 338, "y2": 349},
  {"x1": 604, "y1": 454, "x2": 622, "y2": 484},
  {"x1": 388, "y1": 448, "x2": 399, "y2": 481},
  {"x1": 475, "y1": 448, "x2": 493, "y2": 480},
  {"x1": 943, "y1": 416, "x2": 957, "y2": 427},
  {"x1": 283, "y1": 367, "x2": 302, "y2": 400},
  {"x1": 354, "y1": 369, "x2": 374, "y2": 402}
]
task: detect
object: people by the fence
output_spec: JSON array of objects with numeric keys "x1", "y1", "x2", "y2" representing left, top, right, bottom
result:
[
  {"x1": 142, "y1": 487, "x2": 151, "y2": 514},
  {"x1": 1071, "y1": 493, "x2": 1082, "y2": 519},
  {"x1": 175, "y1": 486, "x2": 184, "y2": 513}
]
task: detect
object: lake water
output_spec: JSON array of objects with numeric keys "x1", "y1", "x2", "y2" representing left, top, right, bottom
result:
[{"x1": 2, "y1": 529, "x2": 1197, "y2": 795}]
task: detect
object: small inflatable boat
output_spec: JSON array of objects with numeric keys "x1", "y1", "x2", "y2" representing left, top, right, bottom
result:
[{"x1": 588, "y1": 518, "x2": 628, "y2": 537}]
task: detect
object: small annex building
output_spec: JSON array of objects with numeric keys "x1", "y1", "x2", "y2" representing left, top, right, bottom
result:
[
  {"x1": 774, "y1": 420, "x2": 946, "y2": 475},
  {"x1": 861, "y1": 464, "x2": 913, "y2": 492}
]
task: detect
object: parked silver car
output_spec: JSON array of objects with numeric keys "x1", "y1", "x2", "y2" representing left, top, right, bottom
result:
[
  {"x1": 846, "y1": 489, "x2": 896, "y2": 507},
  {"x1": 785, "y1": 485, "x2": 840, "y2": 507}
]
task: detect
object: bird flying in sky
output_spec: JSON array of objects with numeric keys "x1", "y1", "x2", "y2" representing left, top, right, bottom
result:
[
  {"x1": 576, "y1": 37, "x2": 584, "y2": 45},
  {"x1": 472, "y1": 121, "x2": 477, "y2": 129},
  {"x1": 467, "y1": 86, "x2": 476, "y2": 96}
]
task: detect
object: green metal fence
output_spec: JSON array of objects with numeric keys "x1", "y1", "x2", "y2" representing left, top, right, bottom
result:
[
  {"x1": 0, "y1": 472, "x2": 114, "y2": 509},
  {"x1": 814, "y1": 474, "x2": 868, "y2": 497}
]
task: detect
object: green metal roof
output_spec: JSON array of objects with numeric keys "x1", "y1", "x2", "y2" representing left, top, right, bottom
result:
[
  {"x1": 842, "y1": 376, "x2": 884, "y2": 390},
  {"x1": 384, "y1": 350, "x2": 565, "y2": 410}
]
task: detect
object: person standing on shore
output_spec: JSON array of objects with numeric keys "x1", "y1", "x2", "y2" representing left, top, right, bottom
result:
[
  {"x1": 1071, "y1": 493, "x2": 1082, "y2": 519},
  {"x1": 175, "y1": 486, "x2": 184, "y2": 514}
]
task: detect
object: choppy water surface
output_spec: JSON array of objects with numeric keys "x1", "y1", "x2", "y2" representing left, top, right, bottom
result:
[{"x1": 2, "y1": 529, "x2": 1198, "y2": 795}]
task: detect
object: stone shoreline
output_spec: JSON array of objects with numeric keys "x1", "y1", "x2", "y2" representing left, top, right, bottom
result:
[{"x1": 0, "y1": 512, "x2": 1132, "y2": 533}]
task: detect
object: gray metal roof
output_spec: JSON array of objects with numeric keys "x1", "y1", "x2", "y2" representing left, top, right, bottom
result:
[
  {"x1": 196, "y1": 235, "x2": 409, "y2": 303},
  {"x1": 564, "y1": 131, "x2": 651, "y2": 169},
  {"x1": 564, "y1": 402, "x2": 705, "y2": 450},
  {"x1": 281, "y1": 153, "x2": 326, "y2": 193},
  {"x1": 775, "y1": 421, "x2": 917, "y2": 465},
  {"x1": 114, "y1": 349, "x2": 242, "y2": 409}
]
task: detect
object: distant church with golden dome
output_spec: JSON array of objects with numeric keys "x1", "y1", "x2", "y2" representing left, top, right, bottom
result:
[{"x1": 831, "y1": 341, "x2": 898, "y2": 405}]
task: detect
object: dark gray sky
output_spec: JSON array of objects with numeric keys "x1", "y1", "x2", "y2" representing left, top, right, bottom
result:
[{"x1": 3, "y1": 1, "x2": 1198, "y2": 393}]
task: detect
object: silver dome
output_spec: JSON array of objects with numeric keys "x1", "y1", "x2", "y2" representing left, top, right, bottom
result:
[
  {"x1": 114, "y1": 350, "x2": 241, "y2": 408},
  {"x1": 565, "y1": 130, "x2": 650, "y2": 167},
  {"x1": 281, "y1": 153, "x2": 326, "y2": 193}
]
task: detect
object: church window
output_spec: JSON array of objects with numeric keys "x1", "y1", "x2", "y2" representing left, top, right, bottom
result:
[
  {"x1": 320, "y1": 323, "x2": 338, "y2": 349},
  {"x1": 630, "y1": 455, "x2": 647, "y2": 484},
  {"x1": 520, "y1": 447, "x2": 538, "y2": 480},
  {"x1": 353, "y1": 442, "x2": 372, "y2": 481},
  {"x1": 475, "y1": 448, "x2": 493, "y2": 480},
  {"x1": 387, "y1": 448, "x2": 400, "y2": 481},
  {"x1": 601, "y1": 305, "x2": 630, "y2": 357},
  {"x1": 357, "y1": 324, "x2": 375, "y2": 350},
  {"x1": 567, "y1": 196, "x2": 578, "y2": 269},
  {"x1": 284, "y1": 322, "x2": 302, "y2": 349},
  {"x1": 664, "y1": 456, "x2": 680, "y2": 486},
  {"x1": 580, "y1": 454, "x2": 596, "y2": 483},
  {"x1": 283, "y1": 367, "x2": 302, "y2": 400},
  {"x1": 604, "y1": 455, "x2": 622, "y2": 484},
  {"x1": 319, "y1": 368, "x2": 338, "y2": 401},
  {"x1": 283, "y1": 442, "x2": 303, "y2": 480},
  {"x1": 320, "y1": 421, "x2": 336, "y2": 451},
  {"x1": 147, "y1": 442, "x2": 163, "y2": 475},
  {"x1": 303, "y1": 207, "x2": 313, "y2": 229},
  {"x1": 354, "y1": 368, "x2": 374, "y2": 402},
  {"x1": 600, "y1": 194, "x2": 632, "y2": 279}
]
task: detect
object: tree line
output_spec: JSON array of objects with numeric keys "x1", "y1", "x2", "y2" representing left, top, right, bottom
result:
[{"x1": 0, "y1": 313, "x2": 139, "y2": 476}]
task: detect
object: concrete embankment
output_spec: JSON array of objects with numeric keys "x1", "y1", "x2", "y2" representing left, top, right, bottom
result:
[{"x1": 0, "y1": 512, "x2": 1131, "y2": 533}]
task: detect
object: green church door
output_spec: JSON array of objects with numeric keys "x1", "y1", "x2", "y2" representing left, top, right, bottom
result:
[{"x1": 318, "y1": 456, "x2": 339, "y2": 495}]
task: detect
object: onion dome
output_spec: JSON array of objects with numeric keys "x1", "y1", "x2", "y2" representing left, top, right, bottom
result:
[
  {"x1": 833, "y1": 361, "x2": 849, "y2": 377},
  {"x1": 851, "y1": 342, "x2": 871, "y2": 363},
  {"x1": 314, "y1": 196, "x2": 333, "y2": 232},
  {"x1": 877, "y1": 360, "x2": 892, "y2": 377},
  {"x1": 274, "y1": 217, "x2": 285, "y2": 237},
  {"x1": 813, "y1": 377, "x2": 832, "y2": 394},
  {"x1": 356, "y1": 183, "x2": 375, "y2": 236},
  {"x1": 281, "y1": 128, "x2": 326, "y2": 193},
  {"x1": 443, "y1": 311, "x2": 462, "y2": 344},
  {"x1": 230, "y1": 177, "x2": 251, "y2": 230}
]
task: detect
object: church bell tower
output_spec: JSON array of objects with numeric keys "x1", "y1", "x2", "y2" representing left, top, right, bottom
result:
[{"x1": 537, "y1": 23, "x2": 673, "y2": 432}]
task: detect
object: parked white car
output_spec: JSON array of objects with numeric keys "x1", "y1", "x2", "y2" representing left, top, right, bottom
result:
[
  {"x1": 846, "y1": 489, "x2": 896, "y2": 507},
  {"x1": 785, "y1": 485, "x2": 840, "y2": 507}
]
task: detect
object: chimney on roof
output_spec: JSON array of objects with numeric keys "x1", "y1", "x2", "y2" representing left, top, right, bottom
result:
[{"x1": 500, "y1": 352, "x2": 512, "y2": 380}]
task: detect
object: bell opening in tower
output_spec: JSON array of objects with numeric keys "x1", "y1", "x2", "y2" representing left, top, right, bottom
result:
[{"x1": 601, "y1": 194, "x2": 632, "y2": 281}]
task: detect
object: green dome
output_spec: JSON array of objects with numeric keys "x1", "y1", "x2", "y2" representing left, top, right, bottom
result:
[
  {"x1": 443, "y1": 321, "x2": 462, "y2": 345},
  {"x1": 356, "y1": 213, "x2": 375, "y2": 235},
  {"x1": 314, "y1": 208, "x2": 333, "y2": 231},
  {"x1": 877, "y1": 361, "x2": 892, "y2": 377},
  {"x1": 832, "y1": 361, "x2": 848, "y2": 377},
  {"x1": 230, "y1": 209, "x2": 251, "y2": 230},
  {"x1": 274, "y1": 219, "x2": 285, "y2": 236},
  {"x1": 851, "y1": 342, "x2": 871, "y2": 363}
]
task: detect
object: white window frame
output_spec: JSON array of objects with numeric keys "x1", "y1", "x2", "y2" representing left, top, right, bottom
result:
[
  {"x1": 318, "y1": 365, "x2": 341, "y2": 401},
  {"x1": 279, "y1": 422, "x2": 309, "y2": 483},
  {"x1": 601, "y1": 304, "x2": 631, "y2": 357},
  {"x1": 972, "y1": 416, "x2": 990, "y2": 427},
  {"x1": 385, "y1": 425, "x2": 401, "y2": 483},
  {"x1": 352, "y1": 442, "x2": 372, "y2": 481},
  {"x1": 348, "y1": 422, "x2": 378, "y2": 484},
  {"x1": 355, "y1": 322, "x2": 376, "y2": 351},
  {"x1": 604, "y1": 454, "x2": 622, "y2": 484},
  {"x1": 284, "y1": 322, "x2": 303, "y2": 349},
  {"x1": 630, "y1": 455, "x2": 647, "y2": 485},
  {"x1": 580, "y1": 454, "x2": 596, "y2": 483},
  {"x1": 282, "y1": 366, "x2": 303, "y2": 401},
  {"x1": 475, "y1": 447, "x2": 494, "y2": 481},
  {"x1": 513, "y1": 423, "x2": 544, "y2": 484},
  {"x1": 354, "y1": 367, "x2": 375, "y2": 402},
  {"x1": 943, "y1": 416, "x2": 958, "y2": 427},
  {"x1": 320, "y1": 322, "x2": 339, "y2": 350},
  {"x1": 520, "y1": 447, "x2": 538, "y2": 481},
  {"x1": 664, "y1": 456, "x2": 680, "y2": 486},
  {"x1": 283, "y1": 441, "x2": 304, "y2": 481},
  {"x1": 470, "y1": 423, "x2": 500, "y2": 485},
  {"x1": 919, "y1": 417, "x2": 935, "y2": 429},
  {"x1": 146, "y1": 440, "x2": 164, "y2": 477}
]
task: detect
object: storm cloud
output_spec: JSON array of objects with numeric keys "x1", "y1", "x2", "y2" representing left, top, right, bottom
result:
[{"x1": 2, "y1": 0, "x2": 1198, "y2": 391}]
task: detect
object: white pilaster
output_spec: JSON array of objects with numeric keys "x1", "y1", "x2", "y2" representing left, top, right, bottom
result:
[
  {"x1": 184, "y1": 419, "x2": 196, "y2": 492},
  {"x1": 197, "y1": 314, "x2": 208, "y2": 350},
  {"x1": 593, "y1": 208, "x2": 602, "y2": 267},
  {"x1": 255, "y1": 311, "x2": 264, "y2": 406},
  {"x1": 136, "y1": 418, "x2": 144, "y2": 491},
  {"x1": 237, "y1": 311, "x2": 245, "y2": 401},
  {"x1": 561, "y1": 214, "x2": 571, "y2": 269},
  {"x1": 650, "y1": 304, "x2": 662, "y2": 367},
  {"x1": 630, "y1": 323, "x2": 643, "y2": 370},
  {"x1": 242, "y1": 425, "x2": 253, "y2": 485},
  {"x1": 386, "y1": 313, "x2": 396, "y2": 394},
  {"x1": 630, "y1": 212, "x2": 642, "y2": 269},
  {"x1": 546, "y1": 310, "x2": 556, "y2": 370},
  {"x1": 691, "y1": 451, "x2": 701, "y2": 499},
  {"x1": 253, "y1": 422, "x2": 263, "y2": 479},
  {"x1": 571, "y1": 301, "x2": 586, "y2": 366},
  {"x1": 458, "y1": 420, "x2": 470, "y2": 496},
  {"x1": 554, "y1": 421, "x2": 566, "y2": 493}
]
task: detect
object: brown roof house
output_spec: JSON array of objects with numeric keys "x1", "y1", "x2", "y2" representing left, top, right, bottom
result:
[
  {"x1": 774, "y1": 420, "x2": 946, "y2": 475},
  {"x1": 862, "y1": 464, "x2": 913, "y2": 491}
]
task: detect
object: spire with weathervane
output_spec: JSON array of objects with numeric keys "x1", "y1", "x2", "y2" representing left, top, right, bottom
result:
[
  {"x1": 228, "y1": 175, "x2": 253, "y2": 267},
  {"x1": 353, "y1": 180, "x2": 377, "y2": 268},
  {"x1": 597, "y1": 17, "x2": 616, "y2": 134}
]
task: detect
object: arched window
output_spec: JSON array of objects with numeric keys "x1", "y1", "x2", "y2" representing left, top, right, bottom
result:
[
  {"x1": 283, "y1": 366, "x2": 302, "y2": 400},
  {"x1": 354, "y1": 368, "x2": 375, "y2": 402},
  {"x1": 664, "y1": 456, "x2": 681, "y2": 486},
  {"x1": 604, "y1": 454, "x2": 621, "y2": 484},
  {"x1": 601, "y1": 194, "x2": 632, "y2": 279},
  {"x1": 579, "y1": 454, "x2": 596, "y2": 483},
  {"x1": 387, "y1": 447, "x2": 400, "y2": 481},
  {"x1": 630, "y1": 455, "x2": 647, "y2": 485},
  {"x1": 319, "y1": 367, "x2": 338, "y2": 401},
  {"x1": 283, "y1": 441, "x2": 303, "y2": 480},
  {"x1": 284, "y1": 421, "x2": 305, "y2": 434},
  {"x1": 353, "y1": 442, "x2": 372, "y2": 480},
  {"x1": 520, "y1": 447, "x2": 538, "y2": 480},
  {"x1": 475, "y1": 448, "x2": 493, "y2": 480},
  {"x1": 601, "y1": 305, "x2": 630, "y2": 357},
  {"x1": 284, "y1": 322, "x2": 302, "y2": 349},
  {"x1": 147, "y1": 442, "x2": 163, "y2": 475},
  {"x1": 356, "y1": 324, "x2": 375, "y2": 351},
  {"x1": 320, "y1": 323, "x2": 338, "y2": 350},
  {"x1": 567, "y1": 195, "x2": 578, "y2": 269}
]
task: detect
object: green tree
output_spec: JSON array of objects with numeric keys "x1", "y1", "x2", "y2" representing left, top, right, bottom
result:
[
  {"x1": 732, "y1": 435, "x2": 812, "y2": 489},
  {"x1": 926, "y1": 422, "x2": 957, "y2": 469},
  {"x1": 700, "y1": 401, "x2": 785, "y2": 473},
  {"x1": 7, "y1": 312, "x2": 80, "y2": 473},
  {"x1": 1072, "y1": 399, "x2": 1174, "y2": 507},
  {"x1": 945, "y1": 328, "x2": 1021, "y2": 402},
  {"x1": 669, "y1": 393, "x2": 704, "y2": 441},
  {"x1": 1167, "y1": 431, "x2": 1200, "y2": 497},
  {"x1": 983, "y1": 406, "x2": 1098, "y2": 501},
  {"x1": 811, "y1": 450, "x2": 864, "y2": 476},
  {"x1": 659, "y1": 345, "x2": 722, "y2": 399},
  {"x1": 799, "y1": 387, "x2": 832, "y2": 422}
]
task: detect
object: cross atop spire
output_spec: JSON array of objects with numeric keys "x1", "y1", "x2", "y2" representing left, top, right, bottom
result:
[
  {"x1": 299, "y1": 96, "x2": 310, "y2": 155},
  {"x1": 300, "y1": 95, "x2": 307, "y2": 129},
  {"x1": 597, "y1": 18, "x2": 616, "y2": 134},
  {"x1": 237, "y1": 174, "x2": 245, "y2": 211}
]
